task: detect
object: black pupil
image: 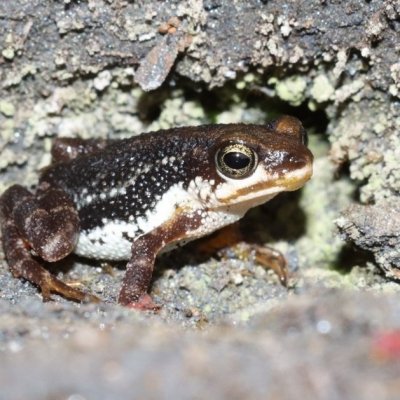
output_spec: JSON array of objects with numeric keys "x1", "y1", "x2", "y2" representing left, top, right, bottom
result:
[{"x1": 223, "y1": 151, "x2": 250, "y2": 170}]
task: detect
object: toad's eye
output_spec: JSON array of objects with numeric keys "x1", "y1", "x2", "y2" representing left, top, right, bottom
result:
[{"x1": 216, "y1": 143, "x2": 258, "y2": 179}]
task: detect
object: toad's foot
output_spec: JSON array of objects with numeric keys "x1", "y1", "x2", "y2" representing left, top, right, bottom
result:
[
  {"x1": 252, "y1": 245, "x2": 288, "y2": 287},
  {"x1": 14, "y1": 258, "x2": 100, "y2": 303},
  {"x1": 120, "y1": 293, "x2": 161, "y2": 311},
  {"x1": 193, "y1": 224, "x2": 289, "y2": 286}
]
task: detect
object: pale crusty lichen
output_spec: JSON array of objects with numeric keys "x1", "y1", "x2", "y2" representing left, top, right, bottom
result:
[
  {"x1": 296, "y1": 139, "x2": 354, "y2": 270},
  {"x1": 309, "y1": 75, "x2": 335, "y2": 104},
  {"x1": 330, "y1": 98, "x2": 400, "y2": 203},
  {"x1": 2, "y1": 64, "x2": 37, "y2": 89},
  {"x1": 0, "y1": 100, "x2": 15, "y2": 117},
  {"x1": 0, "y1": 68, "x2": 147, "y2": 186},
  {"x1": 389, "y1": 62, "x2": 400, "y2": 98},
  {"x1": 147, "y1": 91, "x2": 206, "y2": 131},
  {"x1": 270, "y1": 76, "x2": 307, "y2": 107},
  {"x1": 1, "y1": 47, "x2": 15, "y2": 60},
  {"x1": 216, "y1": 103, "x2": 266, "y2": 125}
]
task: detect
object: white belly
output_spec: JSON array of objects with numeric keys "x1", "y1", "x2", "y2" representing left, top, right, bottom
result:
[
  {"x1": 75, "y1": 220, "x2": 137, "y2": 260},
  {"x1": 74, "y1": 207, "x2": 245, "y2": 261}
]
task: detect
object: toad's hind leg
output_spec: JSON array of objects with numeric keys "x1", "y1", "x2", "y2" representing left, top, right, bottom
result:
[{"x1": 0, "y1": 184, "x2": 98, "y2": 302}]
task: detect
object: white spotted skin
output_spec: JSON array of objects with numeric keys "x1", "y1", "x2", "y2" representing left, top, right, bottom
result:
[
  {"x1": 75, "y1": 181, "x2": 199, "y2": 259},
  {"x1": 76, "y1": 164, "x2": 152, "y2": 208},
  {"x1": 75, "y1": 220, "x2": 137, "y2": 260},
  {"x1": 74, "y1": 162, "x2": 311, "y2": 260}
]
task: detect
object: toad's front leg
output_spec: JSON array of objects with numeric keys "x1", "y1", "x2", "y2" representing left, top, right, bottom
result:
[
  {"x1": 118, "y1": 213, "x2": 201, "y2": 309},
  {"x1": 0, "y1": 184, "x2": 98, "y2": 302}
]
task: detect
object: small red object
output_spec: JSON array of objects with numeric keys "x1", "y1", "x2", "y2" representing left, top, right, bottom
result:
[{"x1": 372, "y1": 330, "x2": 400, "y2": 360}]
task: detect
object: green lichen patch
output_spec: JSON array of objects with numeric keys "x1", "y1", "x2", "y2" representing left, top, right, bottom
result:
[
  {"x1": 310, "y1": 75, "x2": 335, "y2": 104},
  {"x1": 269, "y1": 76, "x2": 307, "y2": 107}
]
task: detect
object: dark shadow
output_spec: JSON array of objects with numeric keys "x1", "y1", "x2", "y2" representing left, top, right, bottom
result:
[
  {"x1": 136, "y1": 87, "x2": 170, "y2": 122},
  {"x1": 44, "y1": 254, "x2": 97, "y2": 275},
  {"x1": 156, "y1": 189, "x2": 308, "y2": 275},
  {"x1": 44, "y1": 254, "x2": 125, "y2": 276},
  {"x1": 335, "y1": 244, "x2": 375, "y2": 274},
  {"x1": 243, "y1": 191, "x2": 307, "y2": 242},
  {"x1": 134, "y1": 75, "x2": 330, "y2": 137}
]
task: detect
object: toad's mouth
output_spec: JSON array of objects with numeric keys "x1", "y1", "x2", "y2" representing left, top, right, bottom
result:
[{"x1": 213, "y1": 163, "x2": 313, "y2": 208}]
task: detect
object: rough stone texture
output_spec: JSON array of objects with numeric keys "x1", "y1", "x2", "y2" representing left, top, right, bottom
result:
[
  {"x1": 1, "y1": 0, "x2": 400, "y2": 398},
  {"x1": 2, "y1": 290, "x2": 400, "y2": 400},
  {"x1": 337, "y1": 200, "x2": 400, "y2": 280}
]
